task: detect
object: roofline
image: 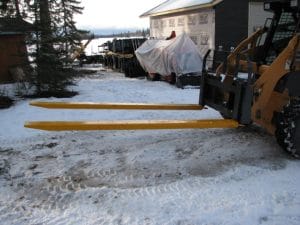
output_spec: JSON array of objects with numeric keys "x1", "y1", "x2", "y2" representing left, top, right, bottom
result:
[
  {"x1": 140, "y1": 0, "x2": 170, "y2": 18},
  {"x1": 140, "y1": 0, "x2": 223, "y2": 18}
]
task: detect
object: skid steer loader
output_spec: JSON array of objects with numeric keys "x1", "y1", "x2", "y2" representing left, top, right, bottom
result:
[
  {"x1": 198, "y1": 0, "x2": 300, "y2": 156},
  {"x1": 25, "y1": 0, "x2": 300, "y2": 157}
]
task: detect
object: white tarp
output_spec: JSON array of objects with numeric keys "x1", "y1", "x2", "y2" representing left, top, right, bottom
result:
[{"x1": 135, "y1": 33, "x2": 203, "y2": 76}]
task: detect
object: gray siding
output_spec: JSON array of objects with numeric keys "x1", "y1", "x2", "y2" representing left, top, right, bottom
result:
[{"x1": 215, "y1": 0, "x2": 249, "y2": 51}]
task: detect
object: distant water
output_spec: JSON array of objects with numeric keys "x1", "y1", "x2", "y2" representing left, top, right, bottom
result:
[
  {"x1": 83, "y1": 37, "x2": 114, "y2": 56},
  {"x1": 83, "y1": 36, "x2": 146, "y2": 56}
]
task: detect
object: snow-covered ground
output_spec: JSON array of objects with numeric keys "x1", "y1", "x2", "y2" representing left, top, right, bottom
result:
[{"x1": 0, "y1": 68, "x2": 300, "y2": 225}]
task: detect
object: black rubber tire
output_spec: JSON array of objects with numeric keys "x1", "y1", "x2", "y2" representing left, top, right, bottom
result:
[
  {"x1": 275, "y1": 98, "x2": 300, "y2": 158},
  {"x1": 175, "y1": 77, "x2": 183, "y2": 89}
]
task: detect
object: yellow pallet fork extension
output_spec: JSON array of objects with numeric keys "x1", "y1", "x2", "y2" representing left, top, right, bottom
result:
[
  {"x1": 24, "y1": 119, "x2": 239, "y2": 131},
  {"x1": 27, "y1": 102, "x2": 239, "y2": 132},
  {"x1": 30, "y1": 101, "x2": 204, "y2": 110}
]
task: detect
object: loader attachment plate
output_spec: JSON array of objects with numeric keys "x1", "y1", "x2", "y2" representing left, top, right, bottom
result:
[
  {"x1": 30, "y1": 102, "x2": 204, "y2": 110},
  {"x1": 24, "y1": 119, "x2": 239, "y2": 131}
]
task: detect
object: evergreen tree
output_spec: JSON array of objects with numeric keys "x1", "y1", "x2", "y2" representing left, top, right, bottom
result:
[
  {"x1": 33, "y1": 0, "x2": 85, "y2": 94},
  {"x1": 0, "y1": 0, "x2": 31, "y2": 18},
  {"x1": 34, "y1": 0, "x2": 64, "y2": 93},
  {"x1": 51, "y1": 0, "x2": 87, "y2": 63},
  {"x1": 1, "y1": 0, "x2": 85, "y2": 95},
  {"x1": 0, "y1": 0, "x2": 15, "y2": 16},
  {"x1": 0, "y1": 0, "x2": 16, "y2": 17}
]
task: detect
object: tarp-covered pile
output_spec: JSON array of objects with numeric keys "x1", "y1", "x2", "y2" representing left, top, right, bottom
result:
[{"x1": 135, "y1": 33, "x2": 203, "y2": 76}]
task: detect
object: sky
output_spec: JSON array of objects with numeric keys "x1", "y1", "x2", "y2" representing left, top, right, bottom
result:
[{"x1": 74, "y1": 0, "x2": 165, "y2": 34}]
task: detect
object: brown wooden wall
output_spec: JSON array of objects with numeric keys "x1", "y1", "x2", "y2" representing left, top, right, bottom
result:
[{"x1": 0, "y1": 34, "x2": 27, "y2": 83}]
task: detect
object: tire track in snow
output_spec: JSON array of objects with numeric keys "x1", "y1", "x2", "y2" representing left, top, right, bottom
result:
[
  {"x1": 0, "y1": 198, "x2": 43, "y2": 225},
  {"x1": 19, "y1": 164, "x2": 266, "y2": 216},
  {"x1": 91, "y1": 215, "x2": 156, "y2": 225},
  {"x1": 4, "y1": 167, "x2": 281, "y2": 225}
]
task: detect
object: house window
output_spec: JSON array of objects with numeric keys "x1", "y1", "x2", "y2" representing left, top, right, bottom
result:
[
  {"x1": 188, "y1": 15, "x2": 197, "y2": 25},
  {"x1": 190, "y1": 36, "x2": 198, "y2": 45},
  {"x1": 169, "y1": 19, "x2": 175, "y2": 27},
  {"x1": 200, "y1": 33, "x2": 209, "y2": 45},
  {"x1": 199, "y1": 14, "x2": 208, "y2": 24},
  {"x1": 178, "y1": 17, "x2": 185, "y2": 26}
]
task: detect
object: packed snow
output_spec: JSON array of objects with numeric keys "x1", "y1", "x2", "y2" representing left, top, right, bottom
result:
[{"x1": 0, "y1": 67, "x2": 300, "y2": 225}]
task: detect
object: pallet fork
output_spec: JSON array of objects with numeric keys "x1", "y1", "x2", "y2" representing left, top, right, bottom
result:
[{"x1": 24, "y1": 101, "x2": 239, "y2": 131}]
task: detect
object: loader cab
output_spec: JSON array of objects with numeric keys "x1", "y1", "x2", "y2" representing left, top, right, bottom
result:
[{"x1": 253, "y1": 0, "x2": 300, "y2": 65}]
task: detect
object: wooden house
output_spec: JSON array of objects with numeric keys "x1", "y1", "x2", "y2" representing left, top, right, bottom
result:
[{"x1": 0, "y1": 18, "x2": 32, "y2": 83}]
